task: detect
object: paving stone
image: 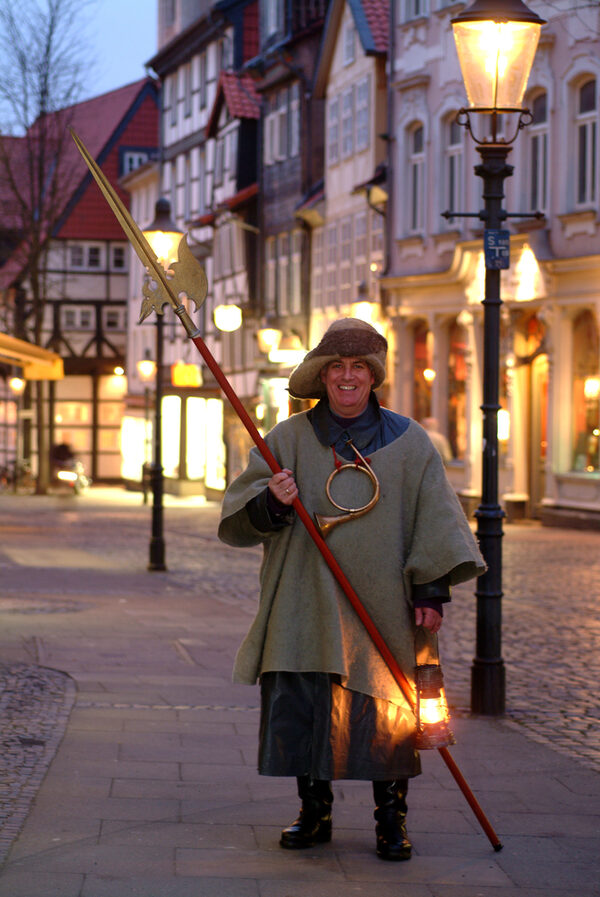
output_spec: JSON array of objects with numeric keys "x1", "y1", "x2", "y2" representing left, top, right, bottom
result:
[{"x1": 0, "y1": 490, "x2": 599, "y2": 895}]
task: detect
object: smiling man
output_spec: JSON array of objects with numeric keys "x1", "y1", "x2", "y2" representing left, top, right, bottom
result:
[{"x1": 218, "y1": 318, "x2": 484, "y2": 861}]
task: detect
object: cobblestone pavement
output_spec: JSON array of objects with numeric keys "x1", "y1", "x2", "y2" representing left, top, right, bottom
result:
[{"x1": 0, "y1": 487, "x2": 599, "y2": 865}]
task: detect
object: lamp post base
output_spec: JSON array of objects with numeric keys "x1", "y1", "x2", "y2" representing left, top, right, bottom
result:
[
  {"x1": 471, "y1": 659, "x2": 506, "y2": 716},
  {"x1": 148, "y1": 461, "x2": 167, "y2": 572}
]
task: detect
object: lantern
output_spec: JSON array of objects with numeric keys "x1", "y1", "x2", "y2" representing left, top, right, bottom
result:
[
  {"x1": 451, "y1": 0, "x2": 545, "y2": 113},
  {"x1": 415, "y1": 662, "x2": 455, "y2": 750}
]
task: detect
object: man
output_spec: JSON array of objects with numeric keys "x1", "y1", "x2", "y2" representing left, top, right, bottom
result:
[{"x1": 218, "y1": 318, "x2": 484, "y2": 860}]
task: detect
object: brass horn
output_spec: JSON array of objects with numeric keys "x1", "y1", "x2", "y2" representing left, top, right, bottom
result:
[{"x1": 314, "y1": 441, "x2": 380, "y2": 538}]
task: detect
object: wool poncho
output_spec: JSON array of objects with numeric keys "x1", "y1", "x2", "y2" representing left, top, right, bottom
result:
[{"x1": 219, "y1": 409, "x2": 485, "y2": 709}]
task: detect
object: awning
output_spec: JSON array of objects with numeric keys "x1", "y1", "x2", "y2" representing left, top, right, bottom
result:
[{"x1": 0, "y1": 332, "x2": 64, "y2": 380}]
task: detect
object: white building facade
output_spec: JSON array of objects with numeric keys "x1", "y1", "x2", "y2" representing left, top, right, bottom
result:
[{"x1": 382, "y1": 0, "x2": 600, "y2": 526}]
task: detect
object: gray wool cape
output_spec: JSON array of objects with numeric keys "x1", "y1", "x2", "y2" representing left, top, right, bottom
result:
[{"x1": 218, "y1": 410, "x2": 486, "y2": 716}]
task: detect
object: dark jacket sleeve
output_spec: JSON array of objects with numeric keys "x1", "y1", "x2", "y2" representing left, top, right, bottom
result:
[
  {"x1": 246, "y1": 487, "x2": 294, "y2": 533},
  {"x1": 412, "y1": 574, "x2": 451, "y2": 617}
]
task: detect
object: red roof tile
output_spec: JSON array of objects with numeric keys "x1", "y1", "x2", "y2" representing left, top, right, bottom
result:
[
  {"x1": 206, "y1": 71, "x2": 261, "y2": 137},
  {"x1": 363, "y1": 0, "x2": 389, "y2": 53}
]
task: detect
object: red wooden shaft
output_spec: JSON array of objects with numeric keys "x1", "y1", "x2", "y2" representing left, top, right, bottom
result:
[
  {"x1": 439, "y1": 747, "x2": 503, "y2": 850},
  {"x1": 190, "y1": 332, "x2": 502, "y2": 850}
]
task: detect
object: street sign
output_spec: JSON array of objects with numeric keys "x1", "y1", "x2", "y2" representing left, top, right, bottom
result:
[{"x1": 484, "y1": 230, "x2": 510, "y2": 269}]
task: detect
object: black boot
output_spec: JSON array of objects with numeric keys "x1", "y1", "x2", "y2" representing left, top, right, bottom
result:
[
  {"x1": 373, "y1": 779, "x2": 412, "y2": 861},
  {"x1": 280, "y1": 776, "x2": 333, "y2": 849}
]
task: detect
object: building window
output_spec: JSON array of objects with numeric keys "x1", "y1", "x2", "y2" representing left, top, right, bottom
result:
[
  {"x1": 184, "y1": 155, "x2": 191, "y2": 221},
  {"x1": 122, "y1": 150, "x2": 150, "y2": 174},
  {"x1": 448, "y1": 319, "x2": 467, "y2": 460},
  {"x1": 198, "y1": 148, "x2": 206, "y2": 214},
  {"x1": 277, "y1": 233, "x2": 289, "y2": 314},
  {"x1": 528, "y1": 91, "x2": 548, "y2": 214},
  {"x1": 276, "y1": 89, "x2": 288, "y2": 161},
  {"x1": 354, "y1": 212, "x2": 367, "y2": 286},
  {"x1": 199, "y1": 51, "x2": 207, "y2": 109},
  {"x1": 339, "y1": 217, "x2": 352, "y2": 306},
  {"x1": 184, "y1": 63, "x2": 192, "y2": 118},
  {"x1": 576, "y1": 78, "x2": 597, "y2": 207},
  {"x1": 112, "y1": 247, "x2": 126, "y2": 269},
  {"x1": 355, "y1": 77, "x2": 370, "y2": 153},
  {"x1": 341, "y1": 87, "x2": 354, "y2": 159},
  {"x1": 265, "y1": 0, "x2": 283, "y2": 38},
  {"x1": 169, "y1": 75, "x2": 177, "y2": 127},
  {"x1": 103, "y1": 308, "x2": 124, "y2": 331},
  {"x1": 444, "y1": 116, "x2": 463, "y2": 225},
  {"x1": 290, "y1": 82, "x2": 300, "y2": 158},
  {"x1": 170, "y1": 161, "x2": 177, "y2": 221},
  {"x1": 163, "y1": 0, "x2": 175, "y2": 26},
  {"x1": 265, "y1": 236, "x2": 276, "y2": 312},
  {"x1": 572, "y1": 310, "x2": 600, "y2": 472},
  {"x1": 408, "y1": 124, "x2": 425, "y2": 233},
  {"x1": 214, "y1": 138, "x2": 225, "y2": 186},
  {"x1": 404, "y1": 0, "x2": 428, "y2": 21},
  {"x1": 325, "y1": 222, "x2": 338, "y2": 307},
  {"x1": 88, "y1": 246, "x2": 101, "y2": 268},
  {"x1": 61, "y1": 307, "x2": 94, "y2": 330},
  {"x1": 343, "y1": 21, "x2": 355, "y2": 65},
  {"x1": 69, "y1": 245, "x2": 84, "y2": 268},
  {"x1": 327, "y1": 96, "x2": 340, "y2": 166},
  {"x1": 290, "y1": 230, "x2": 302, "y2": 315}
]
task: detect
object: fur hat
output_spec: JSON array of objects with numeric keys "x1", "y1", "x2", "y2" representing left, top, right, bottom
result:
[{"x1": 288, "y1": 318, "x2": 387, "y2": 400}]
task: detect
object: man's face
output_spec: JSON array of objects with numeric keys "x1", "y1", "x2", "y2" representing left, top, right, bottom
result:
[{"x1": 320, "y1": 357, "x2": 375, "y2": 418}]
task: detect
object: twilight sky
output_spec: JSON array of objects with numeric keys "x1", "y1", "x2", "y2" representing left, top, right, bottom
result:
[{"x1": 84, "y1": 0, "x2": 158, "y2": 100}]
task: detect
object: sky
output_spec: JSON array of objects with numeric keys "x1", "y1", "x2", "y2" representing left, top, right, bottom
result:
[{"x1": 83, "y1": 0, "x2": 158, "y2": 101}]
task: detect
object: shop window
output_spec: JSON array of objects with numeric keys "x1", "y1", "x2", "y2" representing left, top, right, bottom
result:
[
  {"x1": 448, "y1": 320, "x2": 467, "y2": 460},
  {"x1": 413, "y1": 321, "x2": 432, "y2": 421},
  {"x1": 572, "y1": 310, "x2": 600, "y2": 472}
]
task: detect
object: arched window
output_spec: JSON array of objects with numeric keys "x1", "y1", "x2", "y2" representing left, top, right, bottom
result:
[
  {"x1": 407, "y1": 124, "x2": 425, "y2": 233},
  {"x1": 528, "y1": 91, "x2": 548, "y2": 214},
  {"x1": 576, "y1": 79, "x2": 597, "y2": 207},
  {"x1": 572, "y1": 310, "x2": 600, "y2": 472},
  {"x1": 444, "y1": 116, "x2": 463, "y2": 225}
]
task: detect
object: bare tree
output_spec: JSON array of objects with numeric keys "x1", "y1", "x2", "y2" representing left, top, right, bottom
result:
[{"x1": 0, "y1": 0, "x2": 94, "y2": 492}]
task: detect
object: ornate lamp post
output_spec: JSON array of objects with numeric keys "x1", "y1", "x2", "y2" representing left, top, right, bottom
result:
[
  {"x1": 450, "y1": 0, "x2": 545, "y2": 714},
  {"x1": 142, "y1": 199, "x2": 182, "y2": 572}
]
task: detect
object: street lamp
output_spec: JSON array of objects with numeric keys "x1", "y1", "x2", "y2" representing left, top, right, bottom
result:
[
  {"x1": 450, "y1": 0, "x2": 545, "y2": 715},
  {"x1": 142, "y1": 198, "x2": 183, "y2": 572}
]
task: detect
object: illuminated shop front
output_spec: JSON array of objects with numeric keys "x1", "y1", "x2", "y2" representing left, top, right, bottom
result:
[
  {"x1": 383, "y1": 238, "x2": 600, "y2": 525},
  {"x1": 122, "y1": 356, "x2": 227, "y2": 497}
]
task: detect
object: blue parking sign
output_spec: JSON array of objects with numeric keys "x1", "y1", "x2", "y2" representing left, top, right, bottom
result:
[{"x1": 484, "y1": 230, "x2": 510, "y2": 269}]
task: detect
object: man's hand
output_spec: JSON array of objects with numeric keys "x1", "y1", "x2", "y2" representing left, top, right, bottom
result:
[
  {"x1": 268, "y1": 468, "x2": 297, "y2": 506},
  {"x1": 415, "y1": 607, "x2": 442, "y2": 633}
]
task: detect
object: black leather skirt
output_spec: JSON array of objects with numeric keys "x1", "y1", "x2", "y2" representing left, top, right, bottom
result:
[{"x1": 258, "y1": 671, "x2": 421, "y2": 781}]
